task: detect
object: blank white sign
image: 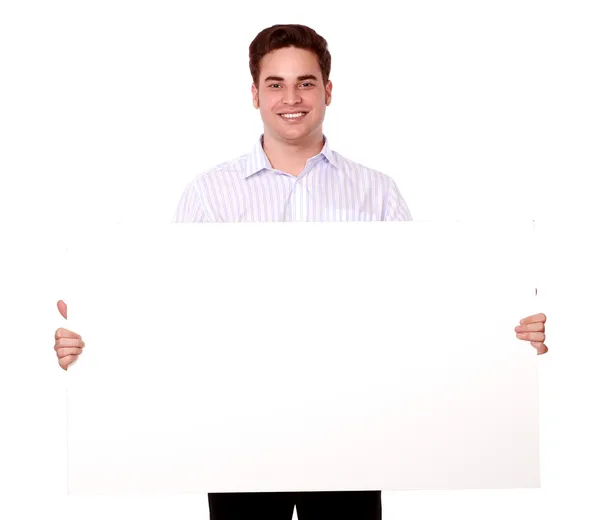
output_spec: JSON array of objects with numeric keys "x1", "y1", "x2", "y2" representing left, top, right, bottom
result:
[{"x1": 66, "y1": 221, "x2": 539, "y2": 494}]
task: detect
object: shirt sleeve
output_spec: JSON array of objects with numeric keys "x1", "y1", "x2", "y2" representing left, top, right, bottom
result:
[
  {"x1": 172, "y1": 181, "x2": 213, "y2": 223},
  {"x1": 384, "y1": 178, "x2": 413, "y2": 221}
]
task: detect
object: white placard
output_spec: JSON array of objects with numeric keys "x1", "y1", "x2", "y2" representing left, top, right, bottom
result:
[{"x1": 66, "y1": 221, "x2": 539, "y2": 494}]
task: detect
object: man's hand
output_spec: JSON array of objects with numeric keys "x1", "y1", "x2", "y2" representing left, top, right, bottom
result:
[
  {"x1": 54, "y1": 300, "x2": 85, "y2": 370},
  {"x1": 515, "y1": 313, "x2": 548, "y2": 355}
]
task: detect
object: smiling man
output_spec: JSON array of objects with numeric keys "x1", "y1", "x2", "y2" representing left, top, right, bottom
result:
[
  {"x1": 53, "y1": 23, "x2": 548, "y2": 520},
  {"x1": 251, "y1": 45, "x2": 332, "y2": 178}
]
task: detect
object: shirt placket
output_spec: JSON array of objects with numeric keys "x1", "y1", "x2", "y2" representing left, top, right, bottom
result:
[
  {"x1": 284, "y1": 176, "x2": 307, "y2": 222},
  {"x1": 294, "y1": 178, "x2": 305, "y2": 221}
]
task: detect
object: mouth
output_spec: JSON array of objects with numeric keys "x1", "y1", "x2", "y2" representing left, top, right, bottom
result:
[{"x1": 278, "y1": 111, "x2": 309, "y2": 122}]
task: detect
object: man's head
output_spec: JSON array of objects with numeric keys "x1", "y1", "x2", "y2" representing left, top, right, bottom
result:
[{"x1": 249, "y1": 24, "x2": 333, "y2": 144}]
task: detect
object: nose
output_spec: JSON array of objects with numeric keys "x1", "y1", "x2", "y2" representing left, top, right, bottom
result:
[{"x1": 282, "y1": 86, "x2": 301, "y2": 105}]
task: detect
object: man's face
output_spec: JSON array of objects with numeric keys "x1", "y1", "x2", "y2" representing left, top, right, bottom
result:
[{"x1": 252, "y1": 46, "x2": 332, "y2": 144}]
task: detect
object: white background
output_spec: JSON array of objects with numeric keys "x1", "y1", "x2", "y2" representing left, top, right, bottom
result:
[{"x1": 0, "y1": 0, "x2": 598, "y2": 519}]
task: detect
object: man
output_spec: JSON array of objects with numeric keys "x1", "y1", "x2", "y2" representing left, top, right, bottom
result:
[{"x1": 53, "y1": 24, "x2": 548, "y2": 520}]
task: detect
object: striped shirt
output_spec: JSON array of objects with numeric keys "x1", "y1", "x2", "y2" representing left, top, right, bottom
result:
[{"x1": 173, "y1": 134, "x2": 412, "y2": 223}]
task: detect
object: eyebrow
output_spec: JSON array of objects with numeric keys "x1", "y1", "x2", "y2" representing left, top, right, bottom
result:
[{"x1": 263, "y1": 74, "x2": 319, "y2": 83}]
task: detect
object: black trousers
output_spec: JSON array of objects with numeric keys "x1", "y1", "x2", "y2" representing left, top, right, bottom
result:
[{"x1": 208, "y1": 490, "x2": 382, "y2": 520}]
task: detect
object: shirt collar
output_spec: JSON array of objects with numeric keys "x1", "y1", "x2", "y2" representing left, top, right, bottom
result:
[{"x1": 242, "y1": 133, "x2": 338, "y2": 179}]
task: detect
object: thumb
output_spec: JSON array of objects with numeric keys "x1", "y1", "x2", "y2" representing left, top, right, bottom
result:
[{"x1": 57, "y1": 300, "x2": 67, "y2": 320}]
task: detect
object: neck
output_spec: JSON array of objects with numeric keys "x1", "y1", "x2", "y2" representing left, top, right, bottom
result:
[{"x1": 262, "y1": 130, "x2": 325, "y2": 177}]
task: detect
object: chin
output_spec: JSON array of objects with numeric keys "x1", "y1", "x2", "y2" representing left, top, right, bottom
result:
[
  {"x1": 283, "y1": 123, "x2": 318, "y2": 135},
  {"x1": 274, "y1": 128, "x2": 311, "y2": 140}
]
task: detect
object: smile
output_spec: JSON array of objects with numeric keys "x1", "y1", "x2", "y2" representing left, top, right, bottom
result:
[{"x1": 279, "y1": 112, "x2": 308, "y2": 121}]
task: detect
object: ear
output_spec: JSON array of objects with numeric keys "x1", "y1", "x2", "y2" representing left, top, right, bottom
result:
[
  {"x1": 325, "y1": 80, "x2": 333, "y2": 106},
  {"x1": 251, "y1": 83, "x2": 260, "y2": 109}
]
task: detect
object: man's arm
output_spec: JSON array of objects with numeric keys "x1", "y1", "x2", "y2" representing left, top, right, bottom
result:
[
  {"x1": 172, "y1": 181, "x2": 213, "y2": 223},
  {"x1": 384, "y1": 178, "x2": 413, "y2": 221}
]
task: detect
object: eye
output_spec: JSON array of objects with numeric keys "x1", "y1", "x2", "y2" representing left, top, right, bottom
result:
[
  {"x1": 268, "y1": 84, "x2": 281, "y2": 88},
  {"x1": 301, "y1": 82, "x2": 315, "y2": 88}
]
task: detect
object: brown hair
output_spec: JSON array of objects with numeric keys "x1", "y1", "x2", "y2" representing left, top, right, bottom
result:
[{"x1": 249, "y1": 24, "x2": 331, "y2": 87}]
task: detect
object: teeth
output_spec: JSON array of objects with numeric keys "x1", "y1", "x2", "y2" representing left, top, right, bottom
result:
[{"x1": 280, "y1": 112, "x2": 306, "y2": 119}]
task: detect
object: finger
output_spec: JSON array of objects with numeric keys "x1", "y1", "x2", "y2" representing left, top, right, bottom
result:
[
  {"x1": 55, "y1": 328, "x2": 82, "y2": 340},
  {"x1": 517, "y1": 332, "x2": 546, "y2": 342},
  {"x1": 531, "y1": 342, "x2": 549, "y2": 355},
  {"x1": 57, "y1": 300, "x2": 67, "y2": 320},
  {"x1": 520, "y1": 313, "x2": 546, "y2": 325},
  {"x1": 60, "y1": 355, "x2": 78, "y2": 370},
  {"x1": 56, "y1": 347, "x2": 83, "y2": 359},
  {"x1": 55, "y1": 338, "x2": 85, "y2": 350},
  {"x1": 514, "y1": 323, "x2": 544, "y2": 333}
]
